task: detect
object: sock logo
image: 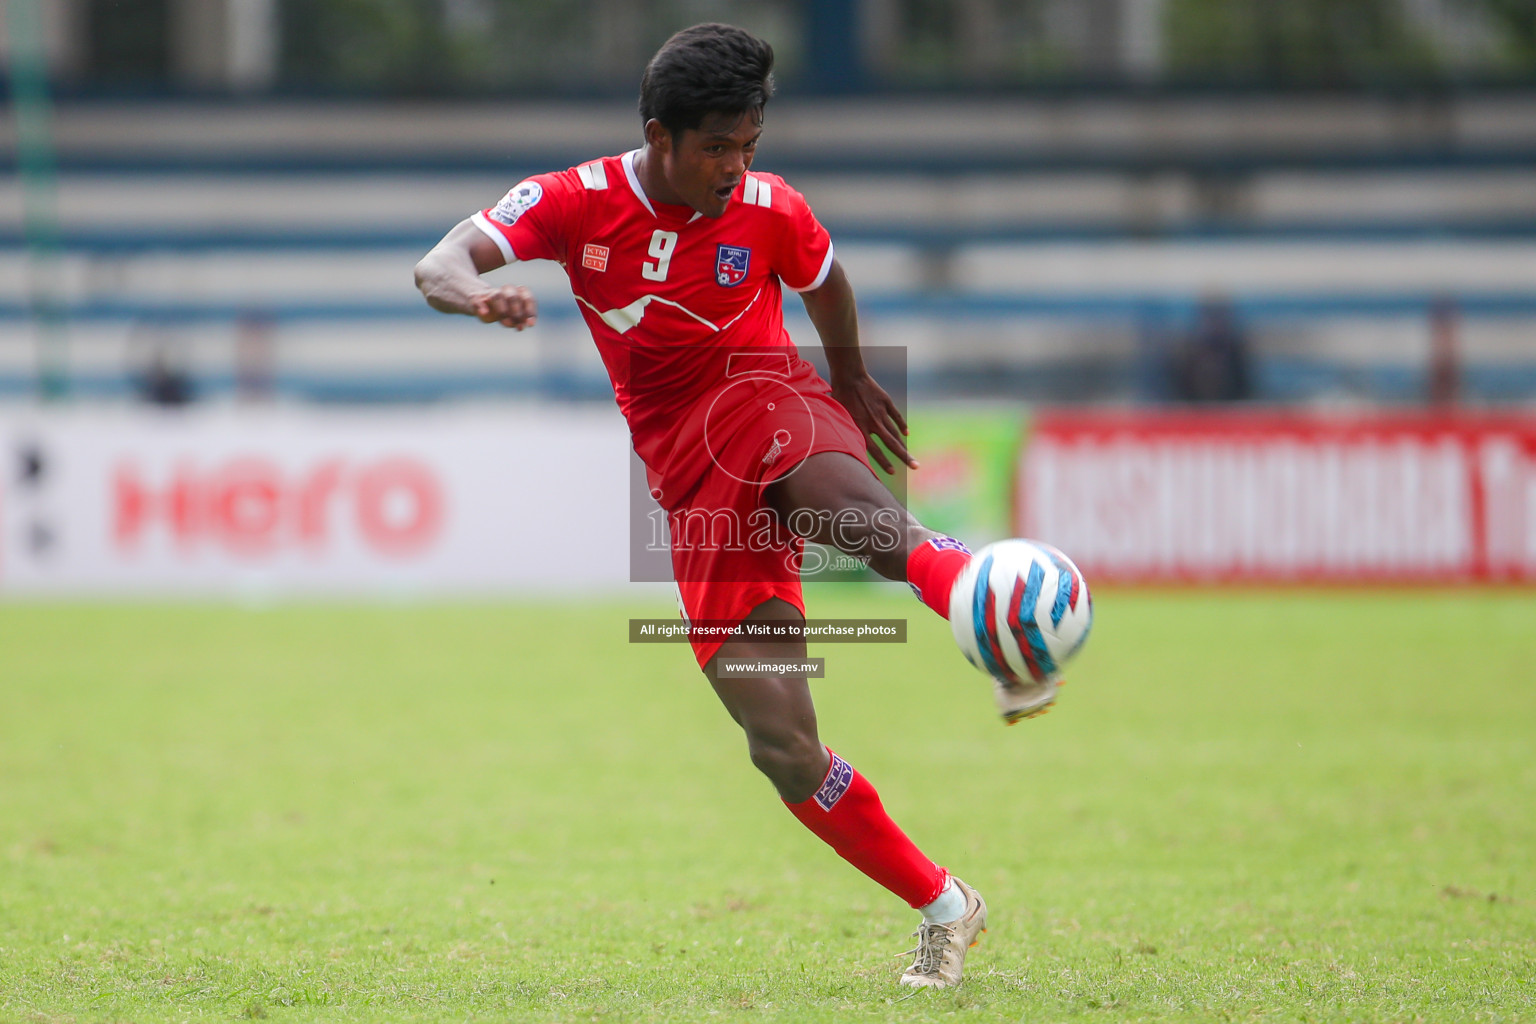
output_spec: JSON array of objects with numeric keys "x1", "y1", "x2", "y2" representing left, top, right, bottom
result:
[
  {"x1": 814, "y1": 751, "x2": 854, "y2": 811},
  {"x1": 929, "y1": 537, "x2": 971, "y2": 554}
]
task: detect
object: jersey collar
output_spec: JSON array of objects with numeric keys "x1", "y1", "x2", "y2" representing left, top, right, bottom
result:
[
  {"x1": 622, "y1": 149, "x2": 704, "y2": 224},
  {"x1": 621, "y1": 150, "x2": 656, "y2": 217}
]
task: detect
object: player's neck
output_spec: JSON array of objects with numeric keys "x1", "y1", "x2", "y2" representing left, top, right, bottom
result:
[{"x1": 633, "y1": 146, "x2": 693, "y2": 211}]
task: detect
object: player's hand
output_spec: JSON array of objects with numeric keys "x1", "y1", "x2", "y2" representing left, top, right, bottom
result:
[
  {"x1": 471, "y1": 286, "x2": 538, "y2": 330},
  {"x1": 832, "y1": 372, "x2": 917, "y2": 475}
]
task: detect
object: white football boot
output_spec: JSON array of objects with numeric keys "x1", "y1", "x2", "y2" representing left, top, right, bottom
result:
[
  {"x1": 898, "y1": 877, "x2": 988, "y2": 988},
  {"x1": 994, "y1": 675, "x2": 1058, "y2": 725},
  {"x1": 947, "y1": 567, "x2": 1061, "y2": 725}
]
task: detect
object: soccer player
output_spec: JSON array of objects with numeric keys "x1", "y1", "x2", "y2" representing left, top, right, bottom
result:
[{"x1": 414, "y1": 23, "x2": 1054, "y2": 988}]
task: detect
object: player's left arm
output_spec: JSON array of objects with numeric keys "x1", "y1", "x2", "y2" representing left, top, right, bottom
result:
[{"x1": 800, "y1": 260, "x2": 916, "y2": 474}]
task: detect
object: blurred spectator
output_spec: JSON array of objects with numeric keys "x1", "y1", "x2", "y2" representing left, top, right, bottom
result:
[
  {"x1": 1428, "y1": 297, "x2": 1460, "y2": 405},
  {"x1": 1172, "y1": 295, "x2": 1253, "y2": 403},
  {"x1": 139, "y1": 347, "x2": 195, "y2": 407},
  {"x1": 236, "y1": 312, "x2": 277, "y2": 402}
]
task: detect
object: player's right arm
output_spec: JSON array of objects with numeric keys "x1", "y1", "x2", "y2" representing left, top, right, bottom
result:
[{"x1": 414, "y1": 218, "x2": 538, "y2": 330}]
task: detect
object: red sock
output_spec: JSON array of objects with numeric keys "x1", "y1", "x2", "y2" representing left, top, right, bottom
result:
[
  {"x1": 906, "y1": 537, "x2": 972, "y2": 619},
  {"x1": 784, "y1": 748, "x2": 948, "y2": 909}
]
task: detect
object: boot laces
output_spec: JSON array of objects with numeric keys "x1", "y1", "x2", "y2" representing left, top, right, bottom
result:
[{"x1": 900, "y1": 921, "x2": 955, "y2": 976}]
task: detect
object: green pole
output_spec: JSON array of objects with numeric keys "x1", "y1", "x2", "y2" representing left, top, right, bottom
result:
[{"x1": 5, "y1": 0, "x2": 68, "y2": 400}]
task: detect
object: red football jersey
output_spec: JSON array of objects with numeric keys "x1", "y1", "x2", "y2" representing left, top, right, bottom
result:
[{"x1": 471, "y1": 150, "x2": 835, "y2": 483}]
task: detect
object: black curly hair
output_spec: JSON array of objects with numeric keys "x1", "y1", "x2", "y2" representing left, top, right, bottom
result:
[{"x1": 639, "y1": 24, "x2": 775, "y2": 138}]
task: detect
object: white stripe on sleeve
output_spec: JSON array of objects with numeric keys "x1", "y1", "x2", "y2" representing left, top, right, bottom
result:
[
  {"x1": 470, "y1": 211, "x2": 518, "y2": 263},
  {"x1": 786, "y1": 242, "x2": 835, "y2": 293}
]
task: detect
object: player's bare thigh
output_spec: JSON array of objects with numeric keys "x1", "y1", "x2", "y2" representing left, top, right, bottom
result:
[
  {"x1": 766, "y1": 451, "x2": 936, "y2": 580},
  {"x1": 704, "y1": 597, "x2": 829, "y2": 802}
]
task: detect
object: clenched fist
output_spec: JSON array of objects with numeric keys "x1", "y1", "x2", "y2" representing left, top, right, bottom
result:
[{"x1": 472, "y1": 286, "x2": 538, "y2": 330}]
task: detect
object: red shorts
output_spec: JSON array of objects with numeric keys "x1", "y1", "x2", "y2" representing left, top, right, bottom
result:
[{"x1": 650, "y1": 355, "x2": 872, "y2": 668}]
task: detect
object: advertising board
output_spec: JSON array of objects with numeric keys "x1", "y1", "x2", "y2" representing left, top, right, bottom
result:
[{"x1": 1021, "y1": 409, "x2": 1536, "y2": 583}]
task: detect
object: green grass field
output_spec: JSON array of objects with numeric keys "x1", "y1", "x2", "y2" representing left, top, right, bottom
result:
[{"x1": 3, "y1": 587, "x2": 1533, "y2": 1023}]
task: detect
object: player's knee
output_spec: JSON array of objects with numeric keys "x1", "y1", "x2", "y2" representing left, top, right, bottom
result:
[
  {"x1": 745, "y1": 726, "x2": 824, "y2": 794},
  {"x1": 746, "y1": 728, "x2": 819, "y2": 774}
]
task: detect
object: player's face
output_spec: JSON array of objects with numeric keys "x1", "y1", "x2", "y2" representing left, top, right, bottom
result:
[{"x1": 663, "y1": 110, "x2": 762, "y2": 218}]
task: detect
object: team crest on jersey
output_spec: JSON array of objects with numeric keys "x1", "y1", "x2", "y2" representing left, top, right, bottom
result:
[
  {"x1": 490, "y1": 180, "x2": 543, "y2": 226},
  {"x1": 715, "y1": 244, "x2": 751, "y2": 287}
]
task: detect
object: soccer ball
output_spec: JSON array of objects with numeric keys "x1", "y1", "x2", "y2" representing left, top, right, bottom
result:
[{"x1": 949, "y1": 539, "x2": 1093, "y2": 685}]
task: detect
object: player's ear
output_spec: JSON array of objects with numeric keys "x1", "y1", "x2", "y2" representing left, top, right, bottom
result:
[{"x1": 643, "y1": 119, "x2": 671, "y2": 155}]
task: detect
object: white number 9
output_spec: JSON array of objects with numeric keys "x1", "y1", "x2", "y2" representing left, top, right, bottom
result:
[{"x1": 642, "y1": 229, "x2": 678, "y2": 282}]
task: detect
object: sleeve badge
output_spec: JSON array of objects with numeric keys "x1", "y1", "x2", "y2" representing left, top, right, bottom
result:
[{"x1": 490, "y1": 181, "x2": 544, "y2": 226}]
